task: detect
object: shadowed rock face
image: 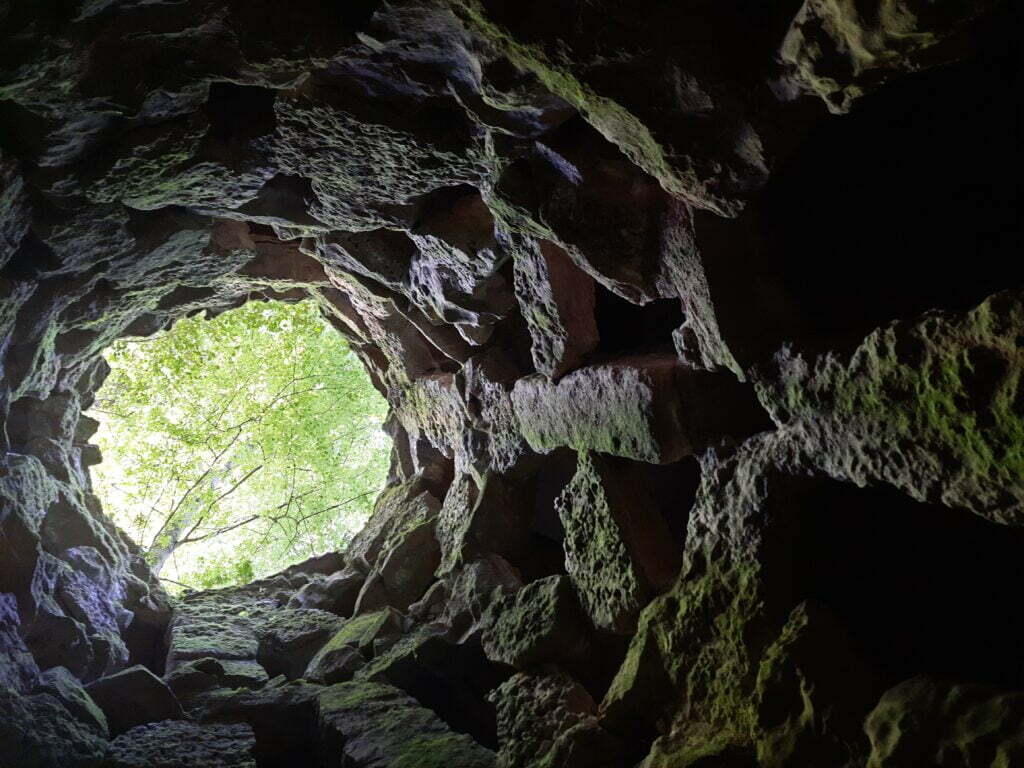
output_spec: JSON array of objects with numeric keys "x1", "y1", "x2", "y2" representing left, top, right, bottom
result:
[{"x1": 0, "y1": 1, "x2": 1021, "y2": 766}]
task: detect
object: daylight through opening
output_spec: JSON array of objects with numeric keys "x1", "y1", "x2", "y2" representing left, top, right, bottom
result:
[{"x1": 86, "y1": 299, "x2": 390, "y2": 592}]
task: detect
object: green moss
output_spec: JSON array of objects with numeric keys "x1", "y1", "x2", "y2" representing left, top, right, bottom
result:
[
  {"x1": 767, "y1": 296, "x2": 1024, "y2": 514},
  {"x1": 393, "y1": 735, "x2": 490, "y2": 768},
  {"x1": 318, "y1": 609, "x2": 391, "y2": 653},
  {"x1": 317, "y1": 680, "x2": 389, "y2": 712}
]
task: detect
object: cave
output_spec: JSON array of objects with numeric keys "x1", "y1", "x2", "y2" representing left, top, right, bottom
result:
[{"x1": 2, "y1": 2, "x2": 1023, "y2": 768}]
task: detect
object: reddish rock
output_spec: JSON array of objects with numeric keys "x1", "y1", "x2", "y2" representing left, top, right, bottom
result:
[
  {"x1": 512, "y1": 236, "x2": 598, "y2": 379},
  {"x1": 555, "y1": 451, "x2": 681, "y2": 634}
]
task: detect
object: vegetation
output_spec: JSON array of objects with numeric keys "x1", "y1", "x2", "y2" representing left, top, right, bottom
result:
[{"x1": 88, "y1": 299, "x2": 389, "y2": 590}]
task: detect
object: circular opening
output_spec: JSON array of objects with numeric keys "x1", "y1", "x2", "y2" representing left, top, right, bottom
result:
[{"x1": 86, "y1": 298, "x2": 390, "y2": 592}]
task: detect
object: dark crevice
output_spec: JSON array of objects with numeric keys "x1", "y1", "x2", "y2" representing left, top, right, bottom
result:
[
  {"x1": 373, "y1": 636, "x2": 509, "y2": 751},
  {"x1": 199, "y1": 83, "x2": 278, "y2": 169},
  {"x1": 593, "y1": 286, "x2": 684, "y2": 358},
  {"x1": 786, "y1": 479, "x2": 1024, "y2": 691},
  {"x1": 763, "y1": 49, "x2": 1023, "y2": 344},
  {"x1": 517, "y1": 450, "x2": 575, "y2": 583},
  {"x1": 702, "y1": 25, "x2": 1023, "y2": 363}
]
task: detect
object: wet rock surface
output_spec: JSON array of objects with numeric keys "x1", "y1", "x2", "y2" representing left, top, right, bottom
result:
[{"x1": 1, "y1": 1, "x2": 1022, "y2": 766}]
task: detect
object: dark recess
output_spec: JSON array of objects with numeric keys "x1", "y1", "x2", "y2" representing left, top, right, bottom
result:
[{"x1": 788, "y1": 479, "x2": 1024, "y2": 692}]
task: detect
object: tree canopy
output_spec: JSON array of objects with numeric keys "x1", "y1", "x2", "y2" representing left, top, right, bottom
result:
[{"x1": 88, "y1": 298, "x2": 389, "y2": 591}]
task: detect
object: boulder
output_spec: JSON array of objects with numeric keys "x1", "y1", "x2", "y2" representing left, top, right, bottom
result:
[
  {"x1": 358, "y1": 630, "x2": 509, "y2": 748},
  {"x1": 555, "y1": 451, "x2": 681, "y2": 634},
  {"x1": 490, "y1": 666, "x2": 623, "y2": 768},
  {"x1": 165, "y1": 597, "x2": 261, "y2": 671},
  {"x1": 165, "y1": 657, "x2": 269, "y2": 702},
  {"x1": 511, "y1": 236, "x2": 598, "y2": 379},
  {"x1": 286, "y1": 568, "x2": 365, "y2": 616},
  {"x1": 375, "y1": 515, "x2": 441, "y2": 610},
  {"x1": 317, "y1": 680, "x2": 496, "y2": 767},
  {"x1": 0, "y1": 591, "x2": 40, "y2": 693},
  {"x1": 35, "y1": 665, "x2": 108, "y2": 736},
  {"x1": 865, "y1": 676, "x2": 1024, "y2": 767},
  {"x1": 255, "y1": 608, "x2": 343, "y2": 680},
  {"x1": 346, "y1": 479, "x2": 441, "y2": 574},
  {"x1": 196, "y1": 678, "x2": 325, "y2": 767},
  {"x1": 305, "y1": 608, "x2": 405, "y2": 683},
  {"x1": 85, "y1": 664, "x2": 184, "y2": 736},
  {"x1": 305, "y1": 643, "x2": 363, "y2": 685},
  {"x1": 481, "y1": 576, "x2": 590, "y2": 671},
  {"x1": 0, "y1": 690, "x2": 108, "y2": 768}
]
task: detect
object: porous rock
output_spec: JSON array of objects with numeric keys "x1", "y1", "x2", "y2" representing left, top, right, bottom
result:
[
  {"x1": 105, "y1": 720, "x2": 258, "y2": 768},
  {"x1": 491, "y1": 666, "x2": 623, "y2": 768},
  {"x1": 482, "y1": 575, "x2": 590, "y2": 671},
  {"x1": 0, "y1": 690, "x2": 108, "y2": 768},
  {"x1": 555, "y1": 451, "x2": 680, "y2": 634},
  {"x1": 84, "y1": 664, "x2": 184, "y2": 736},
  {"x1": 865, "y1": 675, "x2": 1024, "y2": 768},
  {"x1": 255, "y1": 608, "x2": 344, "y2": 680},
  {"x1": 317, "y1": 680, "x2": 496, "y2": 768}
]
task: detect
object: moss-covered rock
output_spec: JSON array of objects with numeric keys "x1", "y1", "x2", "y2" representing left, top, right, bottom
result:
[
  {"x1": 317, "y1": 680, "x2": 495, "y2": 767},
  {"x1": 482, "y1": 575, "x2": 590, "y2": 671},
  {"x1": 865, "y1": 676, "x2": 1024, "y2": 768}
]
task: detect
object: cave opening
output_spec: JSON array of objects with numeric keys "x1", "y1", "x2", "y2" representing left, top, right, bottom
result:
[
  {"x1": 84, "y1": 297, "x2": 390, "y2": 593},
  {"x1": 2, "y1": 0, "x2": 1022, "y2": 765}
]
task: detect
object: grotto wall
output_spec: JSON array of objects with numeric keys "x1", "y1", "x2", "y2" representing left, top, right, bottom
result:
[{"x1": 1, "y1": 1, "x2": 1022, "y2": 766}]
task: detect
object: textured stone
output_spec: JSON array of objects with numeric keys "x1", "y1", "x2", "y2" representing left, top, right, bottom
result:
[
  {"x1": 346, "y1": 479, "x2": 441, "y2": 574},
  {"x1": 165, "y1": 597, "x2": 261, "y2": 670},
  {"x1": 778, "y1": 0, "x2": 996, "y2": 114},
  {"x1": 0, "y1": 1, "x2": 1019, "y2": 764},
  {"x1": 555, "y1": 451, "x2": 681, "y2": 634},
  {"x1": 106, "y1": 721, "x2": 258, "y2": 768},
  {"x1": 286, "y1": 568, "x2": 365, "y2": 617},
  {"x1": 865, "y1": 676, "x2": 1024, "y2": 768},
  {"x1": 753, "y1": 601, "x2": 874, "y2": 768},
  {"x1": 0, "y1": 690, "x2": 108, "y2": 768},
  {"x1": 482, "y1": 576, "x2": 590, "y2": 671},
  {"x1": 375, "y1": 514, "x2": 442, "y2": 611},
  {"x1": 317, "y1": 680, "x2": 495, "y2": 768},
  {"x1": 195, "y1": 678, "x2": 324, "y2": 767},
  {"x1": 358, "y1": 629, "x2": 508, "y2": 748},
  {"x1": 436, "y1": 472, "x2": 537, "y2": 577},
  {"x1": 756, "y1": 291, "x2": 1024, "y2": 525},
  {"x1": 0, "y1": 592, "x2": 39, "y2": 693},
  {"x1": 511, "y1": 236, "x2": 598, "y2": 379},
  {"x1": 166, "y1": 657, "x2": 268, "y2": 702},
  {"x1": 256, "y1": 608, "x2": 343, "y2": 680},
  {"x1": 511, "y1": 356, "x2": 760, "y2": 464},
  {"x1": 511, "y1": 356, "x2": 690, "y2": 463},
  {"x1": 85, "y1": 664, "x2": 184, "y2": 736},
  {"x1": 218, "y1": 660, "x2": 270, "y2": 689},
  {"x1": 35, "y1": 665, "x2": 108, "y2": 736},
  {"x1": 305, "y1": 607, "x2": 405, "y2": 684},
  {"x1": 305, "y1": 643, "x2": 364, "y2": 686},
  {"x1": 491, "y1": 666, "x2": 623, "y2": 768}
]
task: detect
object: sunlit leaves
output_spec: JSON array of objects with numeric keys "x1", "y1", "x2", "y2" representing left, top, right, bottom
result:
[{"x1": 88, "y1": 299, "x2": 389, "y2": 591}]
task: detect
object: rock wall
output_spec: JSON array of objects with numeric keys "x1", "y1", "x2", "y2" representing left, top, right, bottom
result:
[{"x1": 1, "y1": 1, "x2": 1022, "y2": 766}]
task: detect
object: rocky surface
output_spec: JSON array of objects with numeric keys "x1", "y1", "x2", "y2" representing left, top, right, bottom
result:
[
  {"x1": 1, "y1": 1, "x2": 1022, "y2": 767},
  {"x1": 85, "y1": 664, "x2": 184, "y2": 736},
  {"x1": 105, "y1": 721, "x2": 258, "y2": 768}
]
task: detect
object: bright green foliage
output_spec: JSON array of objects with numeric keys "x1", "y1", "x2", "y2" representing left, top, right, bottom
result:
[{"x1": 88, "y1": 299, "x2": 389, "y2": 590}]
